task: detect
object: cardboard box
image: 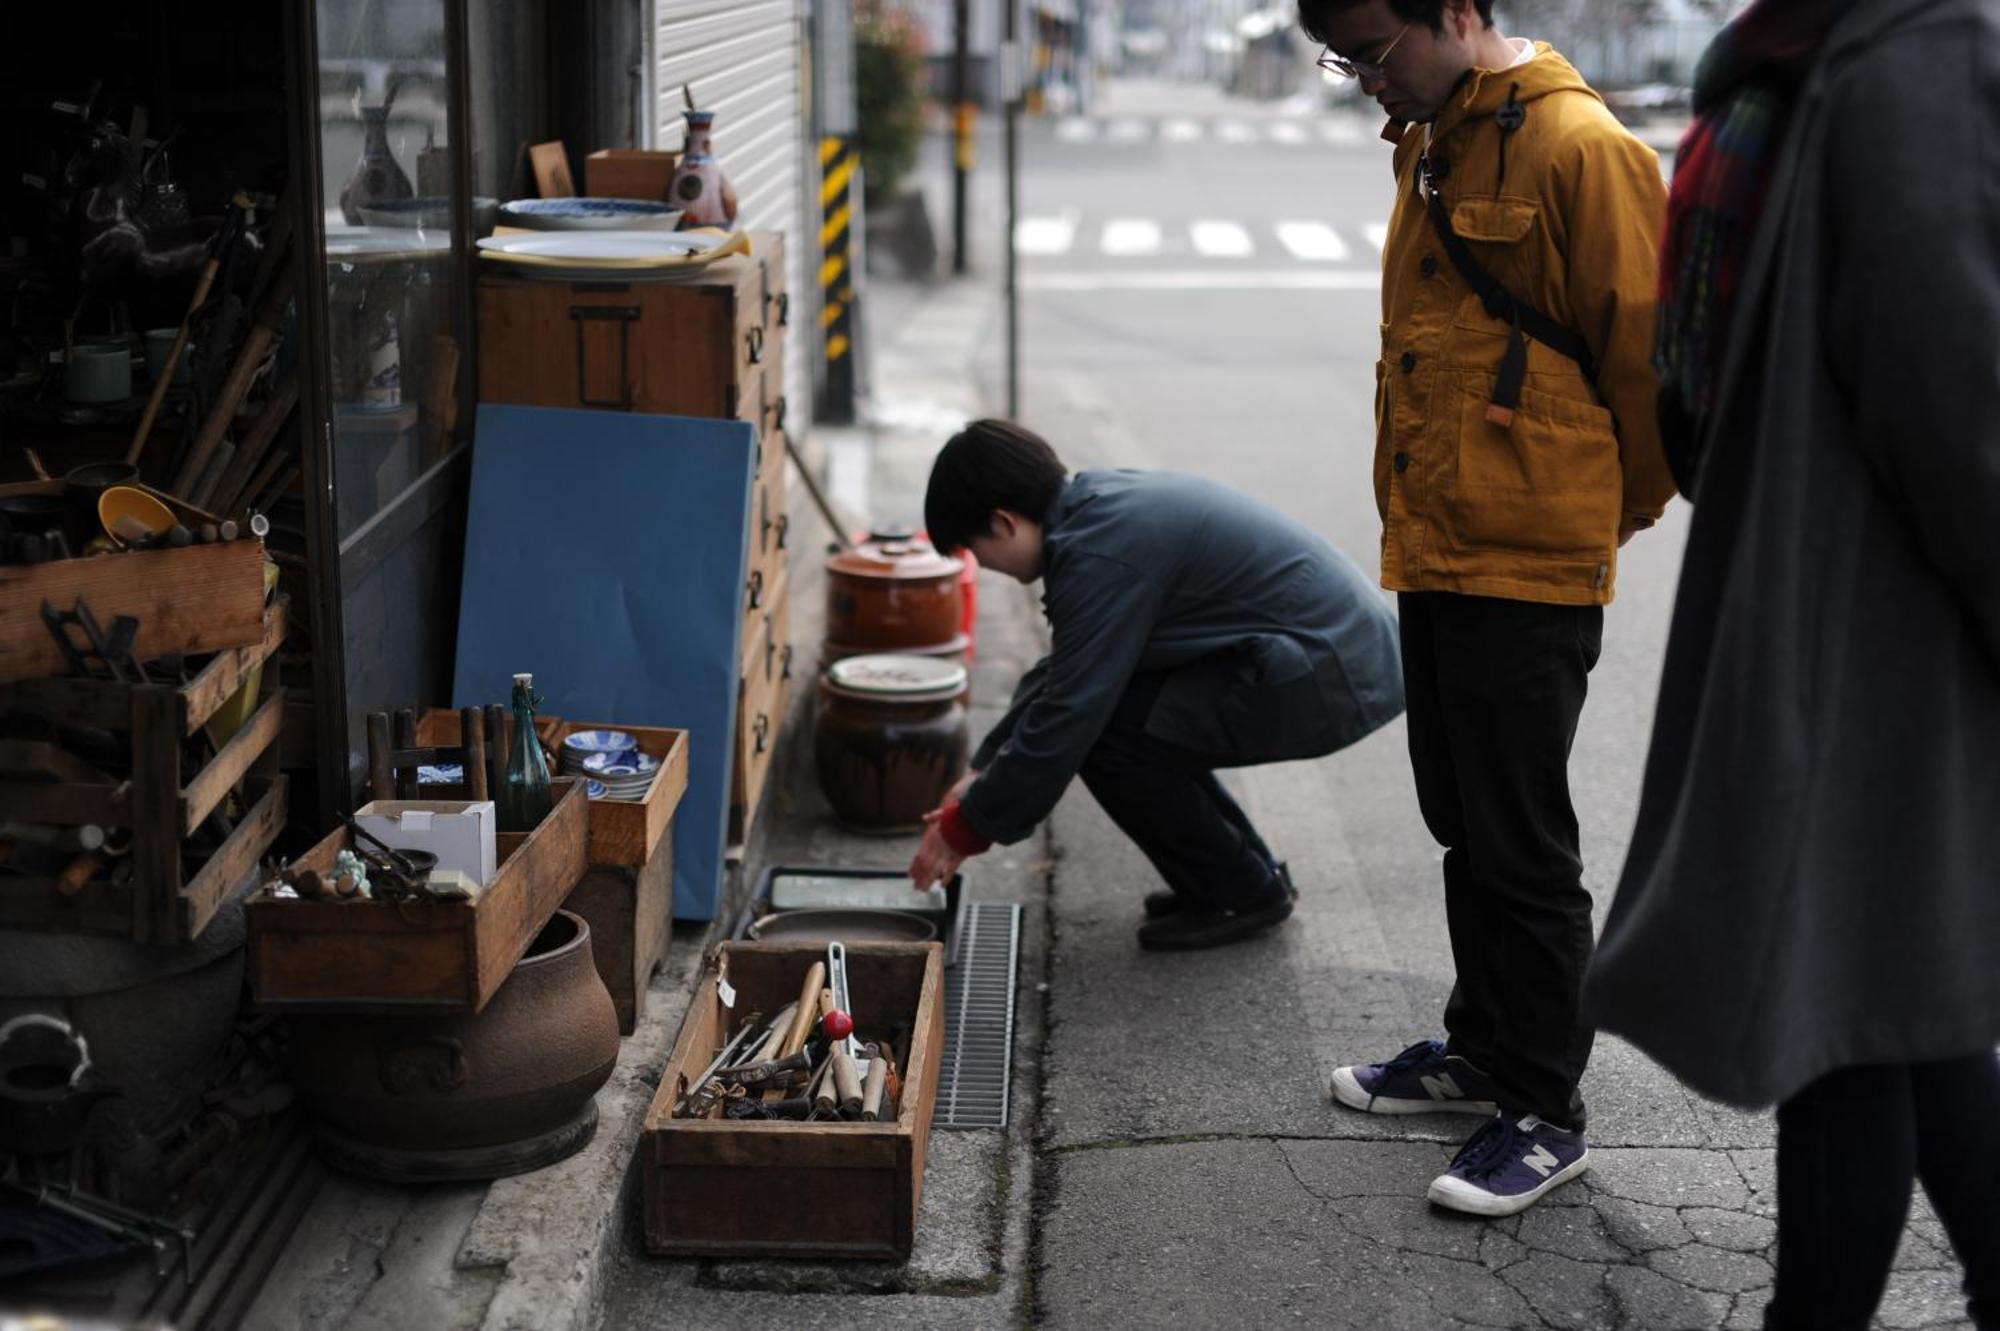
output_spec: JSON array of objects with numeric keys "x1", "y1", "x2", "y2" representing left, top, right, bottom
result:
[
  {"x1": 585, "y1": 148, "x2": 677, "y2": 202},
  {"x1": 355, "y1": 798, "x2": 498, "y2": 888}
]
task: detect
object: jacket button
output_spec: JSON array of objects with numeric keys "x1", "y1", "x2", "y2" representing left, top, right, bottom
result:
[
  {"x1": 1399, "y1": 351, "x2": 1417, "y2": 373},
  {"x1": 1420, "y1": 255, "x2": 1438, "y2": 278},
  {"x1": 1393, "y1": 452, "x2": 1410, "y2": 474}
]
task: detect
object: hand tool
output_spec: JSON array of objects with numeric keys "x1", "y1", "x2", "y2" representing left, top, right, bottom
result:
[
  {"x1": 723, "y1": 1048, "x2": 816, "y2": 1088},
  {"x1": 831, "y1": 1048, "x2": 864, "y2": 1119},
  {"x1": 763, "y1": 963, "x2": 828, "y2": 1107},
  {"x1": 862, "y1": 1056, "x2": 890, "y2": 1121},
  {"x1": 172, "y1": 266, "x2": 296, "y2": 497},
  {"x1": 825, "y1": 942, "x2": 864, "y2": 1061},
  {"x1": 127, "y1": 193, "x2": 251, "y2": 467},
  {"x1": 673, "y1": 1014, "x2": 766, "y2": 1118}
]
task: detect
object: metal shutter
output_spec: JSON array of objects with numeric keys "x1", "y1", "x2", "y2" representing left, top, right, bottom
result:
[{"x1": 653, "y1": 0, "x2": 813, "y2": 432}]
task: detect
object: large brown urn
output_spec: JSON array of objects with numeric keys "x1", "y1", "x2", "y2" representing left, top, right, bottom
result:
[{"x1": 287, "y1": 910, "x2": 619, "y2": 1182}]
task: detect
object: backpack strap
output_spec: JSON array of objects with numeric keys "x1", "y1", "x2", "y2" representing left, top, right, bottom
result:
[{"x1": 1420, "y1": 149, "x2": 1598, "y2": 428}]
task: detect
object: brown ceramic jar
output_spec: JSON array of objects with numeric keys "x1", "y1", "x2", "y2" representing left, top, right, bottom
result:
[
  {"x1": 823, "y1": 531, "x2": 965, "y2": 654},
  {"x1": 814, "y1": 655, "x2": 970, "y2": 833}
]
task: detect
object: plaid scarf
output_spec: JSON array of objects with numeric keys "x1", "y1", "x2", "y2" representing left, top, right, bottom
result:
[{"x1": 1655, "y1": 1, "x2": 1846, "y2": 496}]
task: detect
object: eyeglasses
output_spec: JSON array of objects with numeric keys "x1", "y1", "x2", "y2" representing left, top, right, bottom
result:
[{"x1": 1317, "y1": 22, "x2": 1413, "y2": 81}]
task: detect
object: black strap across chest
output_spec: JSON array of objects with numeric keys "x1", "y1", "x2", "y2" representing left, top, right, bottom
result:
[{"x1": 1418, "y1": 138, "x2": 1600, "y2": 427}]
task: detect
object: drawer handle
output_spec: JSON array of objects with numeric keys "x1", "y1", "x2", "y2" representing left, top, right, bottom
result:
[
  {"x1": 779, "y1": 644, "x2": 794, "y2": 681},
  {"x1": 764, "y1": 629, "x2": 778, "y2": 680},
  {"x1": 774, "y1": 513, "x2": 789, "y2": 551},
  {"x1": 775, "y1": 291, "x2": 790, "y2": 327},
  {"x1": 753, "y1": 713, "x2": 771, "y2": 754},
  {"x1": 773, "y1": 395, "x2": 787, "y2": 433},
  {"x1": 746, "y1": 325, "x2": 766, "y2": 365},
  {"x1": 746, "y1": 569, "x2": 764, "y2": 610}
]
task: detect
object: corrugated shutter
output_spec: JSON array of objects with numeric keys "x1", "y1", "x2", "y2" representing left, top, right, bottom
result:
[{"x1": 654, "y1": 0, "x2": 813, "y2": 431}]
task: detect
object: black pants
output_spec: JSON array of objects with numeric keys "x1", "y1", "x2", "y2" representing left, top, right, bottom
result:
[
  {"x1": 1077, "y1": 670, "x2": 1282, "y2": 911},
  {"x1": 1766, "y1": 1054, "x2": 2000, "y2": 1331},
  {"x1": 1399, "y1": 591, "x2": 1602, "y2": 1129}
]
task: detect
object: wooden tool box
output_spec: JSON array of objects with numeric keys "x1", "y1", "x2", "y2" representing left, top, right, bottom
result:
[
  {"x1": 0, "y1": 597, "x2": 288, "y2": 943},
  {"x1": 642, "y1": 940, "x2": 945, "y2": 1260},
  {"x1": 244, "y1": 776, "x2": 587, "y2": 1013},
  {"x1": 476, "y1": 234, "x2": 794, "y2": 846}
]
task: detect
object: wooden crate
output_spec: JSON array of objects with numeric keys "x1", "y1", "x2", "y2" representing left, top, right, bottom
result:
[
  {"x1": 642, "y1": 940, "x2": 946, "y2": 1259},
  {"x1": 0, "y1": 598, "x2": 289, "y2": 943},
  {"x1": 477, "y1": 232, "x2": 786, "y2": 421},
  {"x1": 584, "y1": 148, "x2": 677, "y2": 202},
  {"x1": 244, "y1": 777, "x2": 588, "y2": 1013},
  {"x1": 564, "y1": 824, "x2": 673, "y2": 1035},
  {"x1": 555, "y1": 720, "x2": 689, "y2": 866},
  {"x1": 0, "y1": 483, "x2": 269, "y2": 685}
]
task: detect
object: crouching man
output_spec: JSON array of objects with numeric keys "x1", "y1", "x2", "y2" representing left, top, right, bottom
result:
[{"x1": 907, "y1": 420, "x2": 1404, "y2": 950}]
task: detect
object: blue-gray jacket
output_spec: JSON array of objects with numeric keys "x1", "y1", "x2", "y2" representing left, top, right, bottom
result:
[{"x1": 959, "y1": 470, "x2": 1404, "y2": 846}]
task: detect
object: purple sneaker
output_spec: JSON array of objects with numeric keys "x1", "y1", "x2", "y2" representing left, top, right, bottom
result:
[
  {"x1": 1428, "y1": 1114, "x2": 1590, "y2": 1217},
  {"x1": 1329, "y1": 1038, "x2": 1500, "y2": 1116}
]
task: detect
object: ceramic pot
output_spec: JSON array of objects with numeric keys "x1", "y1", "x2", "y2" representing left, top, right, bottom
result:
[
  {"x1": 824, "y1": 531, "x2": 966, "y2": 654},
  {"x1": 286, "y1": 910, "x2": 619, "y2": 1182},
  {"x1": 814, "y1": 655, "x2": 970, "y2": 833},
  {"x1": 339, "y1": 105, "x2": 415, "y2": 227}
]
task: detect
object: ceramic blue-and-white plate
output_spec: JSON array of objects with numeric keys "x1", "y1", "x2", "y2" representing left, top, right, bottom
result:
[
  {"x1": 582, "y1": 749, "x2": 659, "y2": 777},
  {"x1": 585, "y1": 779, "x2": 608, "y2": 799},
  {"x1": 564, "y1": 729, "x2": 637, "y2": 757},
  {"x1": 498, "y1": 198, "x2": 684, "y2": 231}
]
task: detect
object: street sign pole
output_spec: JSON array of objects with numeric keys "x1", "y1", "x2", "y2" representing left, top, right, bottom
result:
[{"x1": 1004, "y1": 2, "x2": 1021, "y2": 417}]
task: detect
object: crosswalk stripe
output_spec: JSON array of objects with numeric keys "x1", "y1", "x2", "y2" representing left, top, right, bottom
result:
[
  {"x1": 1275, "y1": 221, "x2": 1351, "y2": 261},
  {"x1": 1161, "y1": 118, "x2": 1203, "y2": 143},
  {"x1": 1015, "y1": 214, "x2": 1078, "y2": 256},
  {"x1": 1268, "y1": 121, "x2": 1308, "y2": 145},
  {"x1": 1215, "y1": 121, "x2": 1257, "y2": 144},
  {"x1": 1364, "y1": 223, "x2": 1390, "y2": 251},
  {"x1": 1106, "y1": 119, "x2": 1147, "y2": 143},
  {"x1": 1024, "y1": 270, "x2": 1383, "y2": 293},
  {"x1": 1054, "y1": 117, "x2": 1096, "y2": 143},
  {"x1": 1190, "y1": 220, "x2": 1254, "y2": 258},
  {"x1": 1102, "y1": 218, "x2": 1163, "y2": 257},
  {"x1": 1320, "y1": 120, "x2": 1365, "y2": 143}
]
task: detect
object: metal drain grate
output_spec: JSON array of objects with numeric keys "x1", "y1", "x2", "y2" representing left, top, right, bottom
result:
[{"x1": 936, "y1": 901, "x2": 1023, "y2": 1130}]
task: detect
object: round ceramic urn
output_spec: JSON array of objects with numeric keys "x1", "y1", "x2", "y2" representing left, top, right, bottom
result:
[
  {"x1": 814, "y1": 655, "x2": 970, "y2": 833},
  {"x1": 286, "y1": 910, "x2": 619, "y2": 1182},
  {"x1": 823, "y1": 532, "x2": 965, "y2": 655}
]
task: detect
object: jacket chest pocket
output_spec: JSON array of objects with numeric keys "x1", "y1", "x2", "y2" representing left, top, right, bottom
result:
[{"x1": 1444, "y1": 196, "x2": 1547, "y2": 341}]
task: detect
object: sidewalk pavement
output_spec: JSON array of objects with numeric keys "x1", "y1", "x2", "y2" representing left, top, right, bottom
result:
[{"x1": 245, "y1": 258, "x2": 1973, "y2": 1331}]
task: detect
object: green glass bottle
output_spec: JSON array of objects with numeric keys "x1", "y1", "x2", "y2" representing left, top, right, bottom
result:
[{"x1": 499, "y1": 672, "x2": 553, "y2": 832}]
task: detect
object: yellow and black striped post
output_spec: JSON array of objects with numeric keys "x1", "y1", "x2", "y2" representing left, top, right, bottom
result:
[{"x1": 819, "y1": 135, "x2": 859, "y2": 423}]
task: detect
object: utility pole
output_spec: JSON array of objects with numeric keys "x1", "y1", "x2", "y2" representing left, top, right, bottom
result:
[
  {"x1": 1004, "y1": 0, "x2": 1020, "y2": 415},
  {"x1": 952, "y1": 0, "x2": 973, "y2": 275}
]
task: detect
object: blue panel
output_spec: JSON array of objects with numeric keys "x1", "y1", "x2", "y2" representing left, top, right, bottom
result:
[{"x1": 453, "y1": 404, "x2": 755, "y2": 920}]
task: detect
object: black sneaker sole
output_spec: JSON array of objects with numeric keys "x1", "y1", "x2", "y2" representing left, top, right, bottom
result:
[{"x1": 1136, "y1": 890, "x2": 1295, "y2": 951}]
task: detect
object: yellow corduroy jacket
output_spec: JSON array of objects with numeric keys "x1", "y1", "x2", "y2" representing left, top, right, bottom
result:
[{"x1": 1374, "y1": 45, "x2": 1675, "y2": 606}]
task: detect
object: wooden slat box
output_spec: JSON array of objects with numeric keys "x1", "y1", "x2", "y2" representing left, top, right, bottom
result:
[
  {"x1": 245, "y1": 777, "x2": 587, "y2": 1013},
  {"x1": 0, "y1": 480, "x2": 268, "y2": 686},
  {"x1": 642, "y1": 940, "x2": 945, "y2": 1260},
  {"x1": 0, "y1": 598, "x2": 289, "y2": 943},
  {"x1": 553, "y1": 720, "x2": 689, "y2": 1034}
]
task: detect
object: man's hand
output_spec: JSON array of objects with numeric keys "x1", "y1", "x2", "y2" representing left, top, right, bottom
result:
[{"x1": 908, "y1": 815, "x2": 967, "y2": 890}]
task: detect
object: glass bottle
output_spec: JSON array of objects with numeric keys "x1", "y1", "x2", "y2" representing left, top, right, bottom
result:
[{"x1": 499, "y1": 672, "x2": 553, "y2": 832}]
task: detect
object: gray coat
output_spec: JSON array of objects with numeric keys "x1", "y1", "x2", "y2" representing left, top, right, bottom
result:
[
  {"x1": 959, "y1": 470, "x2": 1404, "y2": 846},
  {"x1": 1586, "y1": 0, "x2": 2000, "y2": 1108}
]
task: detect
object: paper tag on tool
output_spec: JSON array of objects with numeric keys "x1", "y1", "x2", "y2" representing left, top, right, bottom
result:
[{"x1": 718, "y1": 977, "x2": 736, "y2": 1009}]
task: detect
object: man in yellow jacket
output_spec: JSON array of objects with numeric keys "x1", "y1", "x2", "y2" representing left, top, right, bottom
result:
[{"x1": 1297, "y1": 0, "x2": 1675, "y2": 1217}]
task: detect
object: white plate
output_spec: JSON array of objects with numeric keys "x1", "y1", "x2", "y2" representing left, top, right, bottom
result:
[{"x1": 475, "y1": 231, "x2": 726, "y2": 262}]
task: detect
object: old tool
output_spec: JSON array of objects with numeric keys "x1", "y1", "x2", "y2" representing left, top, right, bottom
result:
[
  {"x1": 722, "y1": 1048, "x2": 816, "y2": 1089},
  {"x1": 862, "y1": 1056, "x2": 890, "y2": 1121},
  {"x1": 825, "y1": 942, "x2": 864, "y2": 1061},
  {"x1": 831, "y1": 1048, "x2": 865, "y2": 1119},
  {"x1": 127, "y1": 193, "x2": 251, "y2": 467},
  {"x1": 672, "y1": 1013, "x2": 766, "y2": 1118}
]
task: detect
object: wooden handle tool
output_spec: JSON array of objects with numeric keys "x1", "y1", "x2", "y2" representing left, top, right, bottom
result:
[
  {"x1": 862, "y1": 1056, "x2": 890, "y2": 1121},
  {"x1": 831, "y1": 1049, "x2": 864, "y2": 1119}
]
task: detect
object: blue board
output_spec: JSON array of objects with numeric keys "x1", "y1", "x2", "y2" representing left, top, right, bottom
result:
[{"x1": 453, "y1": 404, "x2": 756, "y2": 920}]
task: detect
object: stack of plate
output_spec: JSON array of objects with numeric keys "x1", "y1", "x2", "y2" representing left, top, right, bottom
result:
[
  {"x1": 581, "y1": 749, "x2": 660, "y2": 802},
  {"x1": 561, "y1": 730, "x2": 634, "y2": 800}
]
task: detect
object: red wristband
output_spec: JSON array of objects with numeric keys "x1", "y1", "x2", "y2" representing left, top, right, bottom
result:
[{"x1": 937, "y1": 801, "x2": 993, "y2": 856}]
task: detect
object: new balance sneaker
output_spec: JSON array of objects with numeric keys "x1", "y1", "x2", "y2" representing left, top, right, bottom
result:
[
  {"x1": 1328, "y1": 1038, "x2": 1500, "y2": 1116},
  {"x1": 1428, "y1": 1114, "x2": 1590, "y2": 1217}
]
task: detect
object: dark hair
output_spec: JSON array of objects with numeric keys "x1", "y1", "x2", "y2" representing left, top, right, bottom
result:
[
  {"x1": 1296, "y1": 0, "x2": 1493, "y2": 46},
  {"x1": 924, "y1": 419, "x2": 1068, "y2": 555}
]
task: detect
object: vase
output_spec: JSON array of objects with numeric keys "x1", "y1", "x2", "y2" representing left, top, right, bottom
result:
[
  {"x1": 339, "y1": 106, "x2": 415, "y2": 226},
  {"x1": 667, "y1": 110, "x2": 738, "y2": 229}
]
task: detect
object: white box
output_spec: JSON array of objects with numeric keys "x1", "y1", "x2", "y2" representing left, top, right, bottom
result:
[{"x1": 353, "y1": 799, "x2": 498, "y2": 888}]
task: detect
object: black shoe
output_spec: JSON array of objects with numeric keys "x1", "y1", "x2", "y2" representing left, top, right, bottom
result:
[
  {"x1": 1143, "y1": 862, "x2": 1293, "y2": 918},
  {"x1": 1136, "y1": 885, "x2": 1296, "y2": 952}
]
